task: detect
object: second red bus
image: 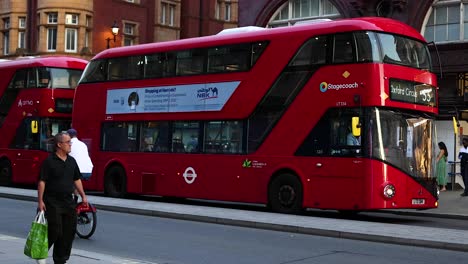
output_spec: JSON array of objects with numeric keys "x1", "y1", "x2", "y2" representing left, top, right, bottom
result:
[{"x1": 0, "y1": 56, "x2": 87, "y2": 185}]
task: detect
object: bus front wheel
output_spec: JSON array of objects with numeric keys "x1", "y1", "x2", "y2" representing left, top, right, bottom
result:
[
  {"x1": 0, "y1": 159, "x2": 12, "y2": 186},
  {"x1": 104, "y1": 165, "x2": 127, "y2": 198},
  {"x1": 268, "y1": 173, "x2": 303, "y2": 214}
]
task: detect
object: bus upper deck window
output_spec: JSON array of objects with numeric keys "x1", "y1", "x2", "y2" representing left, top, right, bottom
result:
[
  {"x1": 37, "y1": 68, "x2": 51, "y2": 88},
  {"x1": 355, "y1": 32, "x2": 379, "y2": 62},
  {"x1": 333, "y1": 33, "x2": 354, "y2": 63}
]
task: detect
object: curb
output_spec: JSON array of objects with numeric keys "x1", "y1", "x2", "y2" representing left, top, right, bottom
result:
[{"x1": 2, "y1": 190, "x2": 468, "y2": 252}]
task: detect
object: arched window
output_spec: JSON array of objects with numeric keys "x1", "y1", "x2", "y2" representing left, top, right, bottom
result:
[
  {"x1": 423, "y1": 0, "x2": 468, "y2": 43},
  {"x1": 268, "y1": 0, "x2": 340, "y2": 28}
]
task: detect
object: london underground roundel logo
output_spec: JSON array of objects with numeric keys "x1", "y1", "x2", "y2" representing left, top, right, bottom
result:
[
  {"x1": 183, "y1": 167, "x2": 197, "y2": 184},
  {"x1": 320, "y1": 82, "x2": 328, "y2": 92}
]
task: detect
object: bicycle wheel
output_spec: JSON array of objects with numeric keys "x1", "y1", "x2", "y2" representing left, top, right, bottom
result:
[{"x1": 76, "y1": 211, "x2": 97, "y2": 239}]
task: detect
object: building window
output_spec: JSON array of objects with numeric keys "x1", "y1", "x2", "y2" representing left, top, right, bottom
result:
[
  {"x1": 268, "y1": 0, "x2": 340, "y2": 27},
  {"x1": 18, "y1": 31, "x2": 25, "y2": 49},
  {"x1": 47, "y1": 28, "x2": 57, "y2": 51},
  {"x1": 3, "y1": 31, "x2": 9, "y2": 55},
  {"x1": 124, "y1": 37, "x2": 134, "y2": 46},
  {"x1": 19, "y1": 17, "x2": 26, "y2": 28},
  {"x1": 424, "y1": 1, "x2": 468, "y2": 43},
  {"x1": 169, "y1": 5, "x2": 175, "y2": 25},
  {"x1": 86, "y1": 16, "x2": 92, "y2": 27},
  {"x1": 215, "y1": 1, "x2": 220, "y2": 19},
  {"x1": 124, "y1": 23, "x2": 135, "y2": 35},
  {"x1": 2, "y1": 18, "x2": 10, "y2": 55},
  {"x1": 225, "y1": 2, "x2": 231, "y2": 21},
  {"x1": 161, "y1": 2, "x2": 175, "y2": 26},
  {"x1": 65, "y1": 14, "x2": 78, "y2": 25},
  {"x1": 161, "y1": 4, "x2": 166, "y2": 24},
  {"x1": 85, "y1": 31, "x2": 89, "y2": 47},
  {"x1": 65, "y1": 28, "x2": 77, "y2": 52},
  {"x1": 123, "y1": 22, "x2": 136, "y2": 46},
  {"x1": 48, "y1": 13, "x2": 58, "y2": 24},
  {"x1": 215, "y1": 1, "x2": 233, "y2": 21},
  {"x1": 4, "y1": 17, "x2": 10, "y2": 29}
]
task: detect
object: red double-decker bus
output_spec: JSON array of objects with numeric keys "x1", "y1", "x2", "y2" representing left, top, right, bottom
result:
[
  {"x1": 0, "y1": 56, "x2": 87, "y2": 186},
  {"x1": 73, "y1": 17, "x2": 438, "y2": 213}
]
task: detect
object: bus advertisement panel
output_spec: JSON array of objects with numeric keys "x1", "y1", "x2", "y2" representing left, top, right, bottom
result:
[
  {"x1": 73, "y1": 17, "x2": 438, "y2": 214},
  {"x1": 0, "y1": 56, "x2": 87, "y2": 185}
]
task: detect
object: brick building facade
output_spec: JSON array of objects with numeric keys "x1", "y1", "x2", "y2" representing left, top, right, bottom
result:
[{"x1": 0, "y1": 0, "x2": 237, "y2": 59}]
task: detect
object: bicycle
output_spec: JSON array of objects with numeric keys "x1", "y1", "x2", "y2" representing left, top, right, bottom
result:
[{"x1": 75, "y1": 201, "x2": 97, "y2": 239}]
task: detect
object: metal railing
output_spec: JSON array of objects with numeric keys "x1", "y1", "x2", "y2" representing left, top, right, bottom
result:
[{"x1": 448, "y1": 161, "x2": 461, "y2": 191}]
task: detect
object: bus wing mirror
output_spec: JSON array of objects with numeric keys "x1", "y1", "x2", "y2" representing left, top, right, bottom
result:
[
  {"x1": 352, "y1": 117, "x2": 361, "y2": 137},
  {"x1": 31, "y1": 120, "x2": 39, "y2": 134}
]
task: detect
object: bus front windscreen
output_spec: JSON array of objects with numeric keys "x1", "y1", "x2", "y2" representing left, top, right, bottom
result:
[
  {"x1": 368, "y1": 108, "x2": 437, "y2": 180},
  {"x1": 38, "y1": 67, "x2": 83, "y2": 89},
  {"x1": 378, "y1": 33, "x2": 432, "y2": 70}
]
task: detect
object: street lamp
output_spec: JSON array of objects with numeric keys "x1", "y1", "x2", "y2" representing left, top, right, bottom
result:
[{"x1": 106, "y1": 21, "x2": 119, "y2": 49}]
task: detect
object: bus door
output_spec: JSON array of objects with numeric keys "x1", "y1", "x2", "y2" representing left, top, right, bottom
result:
[
  {"x1": 325, "y1": 112, "x2": 365, "y2": 209},
  {"x1": 9, "y1": 118, "x2": 42, "y2": 183},
  {"x1": 297, "y1": 108, "x2": 365, "y2": 209}
]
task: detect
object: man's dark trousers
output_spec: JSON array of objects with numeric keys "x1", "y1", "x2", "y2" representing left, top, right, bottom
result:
[
  {"x1": 45, "y1": 196, "x2": 77, "y2": 264},
  {"x1": 464, "y1": 165, "x2": 468, "y2": 195}
]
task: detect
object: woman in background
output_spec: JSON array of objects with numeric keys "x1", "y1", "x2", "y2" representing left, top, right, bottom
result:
[{"x1": 436, "y1": 141, "x2": 448, "y2": 191}]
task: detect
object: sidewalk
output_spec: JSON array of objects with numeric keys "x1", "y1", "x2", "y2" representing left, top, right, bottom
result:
[
  {"x1": 388, "y1": 189, "x2": 468, "y2": 219},
  {"x1": 2, "y1": 186, "x2": 468, "y2": 256},
  {"x1": 0, "y1": 234, "x2": 156, "y2": 264}
]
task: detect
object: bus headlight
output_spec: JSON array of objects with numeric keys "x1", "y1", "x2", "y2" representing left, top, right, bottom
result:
[{"x1": 383, "y1": 184, "x2": 395, "y2": 199}]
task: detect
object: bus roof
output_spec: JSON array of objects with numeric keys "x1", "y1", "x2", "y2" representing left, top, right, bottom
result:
[
  {"x1": 0, "y1": 56, "x2": 88, "y2": 70},
  {"x1": 92, "y1": 17, "x2": 426, "y2": 61}
]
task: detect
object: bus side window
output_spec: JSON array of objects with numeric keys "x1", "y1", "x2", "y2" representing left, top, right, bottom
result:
[
  {"x1": 37, "y1": 68, "x2": 50, "y2": 88},
  {"x1": 108, "y1": 60, "x2": 122, "y2": 80},
  {"x1": 102, "y1": 122, "x2": 137, "y2": 152},
  {"x1": 289, "y1": 36, "x2": 327, "y2": 66},
  {"x1": 172, "y1": 138, "x2": 185, "y2": 153},
  {"x1": 81, "y1": 59, "x2": 106, "y2": 83},
  {"x1": 140, "y1": 129, "x2": 153, "y2": 152},
  {"x1": 9, "y1": 118, "x2": 40, "y2": 150},
  {"x1": 8, "y1": 69, "x2": 28, "y2": 89},
  {"x1": 355, "y1": 31, "x2": 379, "y2": 62},
  {"x1": 208, "y1": 44, "x2": 250, "y2": 72},
  {"x1": 295, "y1": 108, "x2": 362, "y2": 157},
  {"x1": 69, "y1": 73, "x2": 80, "y2": 88},
  {"x1": 333, "y1": 33, "x2": 354, "y2": 64},
  {"x1": 176, "y1": 50, "x2": 204, "y2": 76},
  {"x1": 171, "y1": 121, "x2": 199, "y2": 153},
  {"x1": 110, "y1": 56, "x2": 143, "y2": 80},
  {"x1": 40, "y1": 120, "x2": 54, "y2": 152},
  {"x1": 144, "y1": 54, "x2": 164, "y2": 79},
  {"x1": 152, "y1": 122, "x2": 169, "y2": 152}
]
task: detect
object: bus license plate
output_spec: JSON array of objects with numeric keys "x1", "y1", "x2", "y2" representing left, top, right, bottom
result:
[{"x1": 412, "y1": 199, "x2": 425, "y2": 205}]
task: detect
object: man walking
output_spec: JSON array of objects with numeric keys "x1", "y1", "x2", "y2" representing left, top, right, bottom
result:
[
  {"x1": 38, "y1": 131, "x2": 87, "y2": 264},
  {"x1": 458, "y1": 137, "x2": 468, "y2": 197}
]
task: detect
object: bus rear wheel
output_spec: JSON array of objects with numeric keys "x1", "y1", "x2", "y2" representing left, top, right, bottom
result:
[
  {"x1": 104, "y1": 165, "x2": 127, "y2": 198},
  {"x1": 268, "y1": 173, "x2": 303, "y2": 214},
  {"x1": 0, "y1": 159, "x2": 12, "y2": 186}
]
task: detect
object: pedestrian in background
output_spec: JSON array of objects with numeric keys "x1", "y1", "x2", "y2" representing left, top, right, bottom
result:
[
  {"x1": 67, "y1": 128, "x2": 93, "y2": 181},
  {"x1": 37, "y1": 131, "x2": 88, "y2": 264},
  {"x1": 436, "y1": 141, "x2": 448, "y2": 191},
  {"x1": 458, "y1": 138, "x2": 468, "y2": 197}
]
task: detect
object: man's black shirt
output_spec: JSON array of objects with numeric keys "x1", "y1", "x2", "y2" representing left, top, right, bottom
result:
[{"x1": 39, "y1": 153, "x2": 81, "y2": 196}]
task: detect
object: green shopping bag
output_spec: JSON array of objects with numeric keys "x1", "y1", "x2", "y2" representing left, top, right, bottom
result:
[{"x1": 24, "y1": 211, "x2": 49, "y2": 259}]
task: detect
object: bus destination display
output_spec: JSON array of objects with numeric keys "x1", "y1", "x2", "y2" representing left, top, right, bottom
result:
[{"x1": 390, "y1": 79, "x2": 436, "y2": 107}]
